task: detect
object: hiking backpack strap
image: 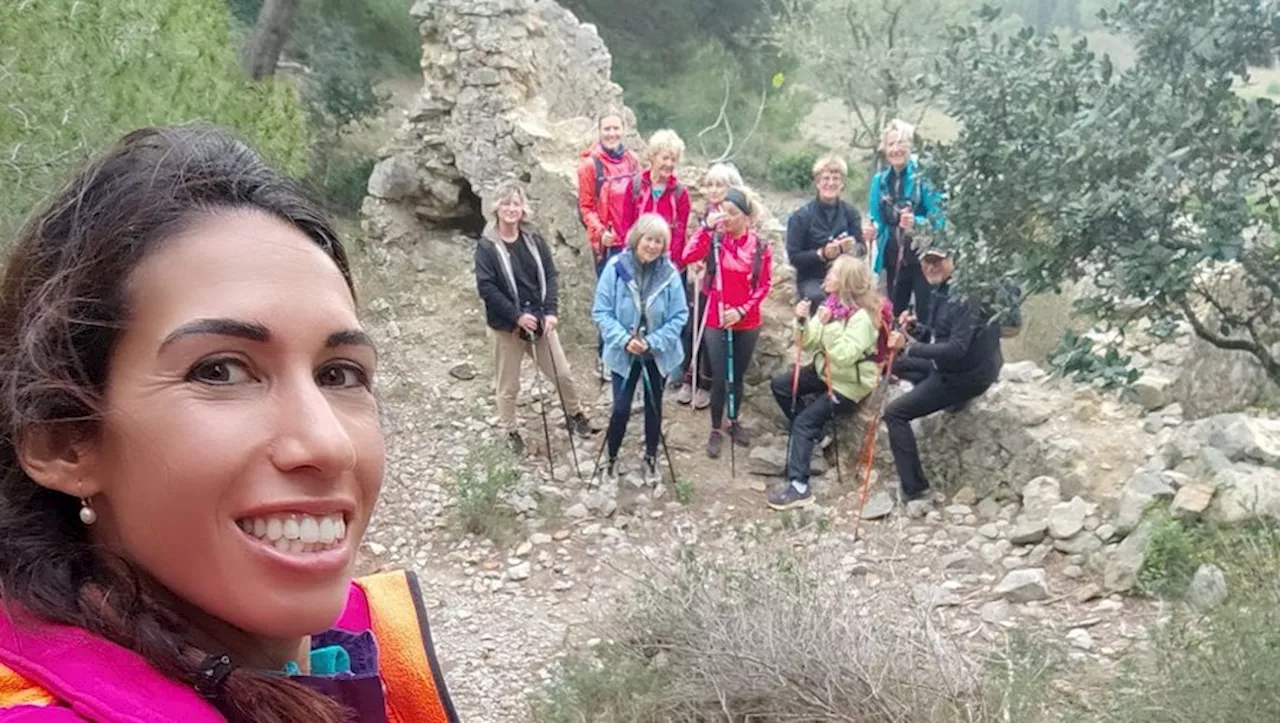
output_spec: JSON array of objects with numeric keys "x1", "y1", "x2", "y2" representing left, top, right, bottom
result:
[
  {"x1": 348, "y1": 570, "x2": 459, "y2": 723},
  {"x1": 749, "y1": 237, "x2": 765, "y2": 289},
  {"x1": 593, "y1": 156, "x2": 606, "y2": 200}
]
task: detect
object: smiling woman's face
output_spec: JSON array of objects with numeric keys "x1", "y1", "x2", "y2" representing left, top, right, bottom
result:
[{"x1": 85, "y1": 209, "x2": 384, "y2": 640}]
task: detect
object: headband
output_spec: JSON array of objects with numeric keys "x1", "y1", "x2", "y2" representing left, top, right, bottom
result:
[{"x1": 723, "y1": 188, "x2": 752, "y2": 216}]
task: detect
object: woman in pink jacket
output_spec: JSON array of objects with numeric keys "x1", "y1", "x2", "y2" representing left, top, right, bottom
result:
[{"x1": 0, "y1": 126, "x2": 455, "y2": 722}]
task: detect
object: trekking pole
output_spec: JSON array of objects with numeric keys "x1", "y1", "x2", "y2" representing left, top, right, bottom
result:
[
  {"x1": 783, "y1": 322, "x2": 804, "y2": 477},
  {"x1": 538, "y1": 331, "x2": 583, "y2": 479},
  {"x1": 852, "y1": 348, "x2": 898, "y2": 541},
  {"x1": 637, "y1": 360, "x2": 678, "y2": 485},
  {"x1": 726, "y1": 326, "x2": 736, "y2": 479},
  {"x1": 821, "y1": 345, "x2": 843, "y2": 487},
  {"x1": 526, "y1": 336, "x2": 556, "y2": 482}
]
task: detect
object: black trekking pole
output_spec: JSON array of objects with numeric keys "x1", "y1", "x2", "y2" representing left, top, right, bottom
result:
[
  {"x1": 536, "y1": 330, "x2": 583, "y2": 479},
  {"x1": 525, "y1": 335, "x2": 556, "y2": 482},
  {"x1": 637, "y1": 360, "x2": 678, "y2": 486}
]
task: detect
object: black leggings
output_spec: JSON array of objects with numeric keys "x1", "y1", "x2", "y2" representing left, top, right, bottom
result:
[
  {"x1": 704, "y1": 327, "x2": 760, "y2": 429},
  {"x1": 680, "y1": 290, "x2": 713, "y2": 390},
  {"x1": 606, "y1": 358, "x2": 664, "y2": 461}
]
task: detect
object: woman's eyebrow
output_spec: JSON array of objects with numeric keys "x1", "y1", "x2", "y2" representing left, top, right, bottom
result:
[{"x1": 158, "y1": 319, "x2": 373, "y2": 353}]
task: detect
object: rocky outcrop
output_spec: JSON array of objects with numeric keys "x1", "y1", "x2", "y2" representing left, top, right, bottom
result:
[{"x1": 361, "y1": 0, "x2": 643, "y2": 343}]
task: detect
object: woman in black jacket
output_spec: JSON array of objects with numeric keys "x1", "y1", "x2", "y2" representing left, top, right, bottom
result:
[
  {"x1": 475, "y1": 181, "x2": 595, "y2": 454},
  {"x1": 785, "y1": 154, "x2": 865, "y2": 308}
]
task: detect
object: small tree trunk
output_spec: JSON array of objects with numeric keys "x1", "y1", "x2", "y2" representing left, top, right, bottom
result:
[{"x1": 242, "y1": 0, "x2": 302, "y2": 81}]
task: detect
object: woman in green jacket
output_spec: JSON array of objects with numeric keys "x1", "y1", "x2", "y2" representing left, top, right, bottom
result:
[{"x1": 768, "y1": 255, "x2": 884, "y2": 510}]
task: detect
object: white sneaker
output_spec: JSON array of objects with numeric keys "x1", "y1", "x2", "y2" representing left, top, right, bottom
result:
[
  {"x1": 642, "y1": 456, "x2": 661, "y2": 486},
  {"x1": 693, "y1": 388, "x2": 711, "y2": 409},
  {"x1": 676, "y1": 383, "x2": 694, "y2": 405}
]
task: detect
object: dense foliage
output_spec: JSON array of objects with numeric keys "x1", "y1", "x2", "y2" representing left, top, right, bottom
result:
[
  {"x1": 0, "y1": 0, "x2": 311, "y2": 241},
  {"x1": 924, "y1": 0, "x2": 1280, "y2": 383}
]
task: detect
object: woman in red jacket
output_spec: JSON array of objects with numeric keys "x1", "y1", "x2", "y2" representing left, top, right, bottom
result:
[
  {"x1": 617, "y1": 129, "x2": 691, "y2": 268},
  {"x1": 681, "y1": 186, "x2": 772, "y2": 459},
  {"x1": 577, "y1": 109, "x2": 641, "y2": 381}
]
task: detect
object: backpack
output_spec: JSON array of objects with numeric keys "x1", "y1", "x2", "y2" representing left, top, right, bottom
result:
[
  {"x1": 577, "y1": 156, "x2": 607, "y2": 229},
  {"x1": 993, "y1": 278, "x2": 1024, "y2": 338}
]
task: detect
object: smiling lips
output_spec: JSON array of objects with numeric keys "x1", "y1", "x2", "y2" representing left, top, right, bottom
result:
[{"x1": 237, "y1": 512, "x2": 347, "y2": 555}]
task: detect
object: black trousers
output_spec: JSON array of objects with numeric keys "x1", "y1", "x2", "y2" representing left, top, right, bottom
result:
[
  {"x1": 884, "y1": 357, "x2": 992, "y2": 499},
  {"x1": 704, "y1": 327, "x2": 759, "y2": 429},
  {"x1": 797, "y1": 276, "x2": 827, "y2": 310},
  {"x1": 771, "y1": 365, "x2": 854, "y2": 484},
  {"x1": 882, "y1": 233, "x2": 933, "y2": 321},
  {"x1": 605, "y1": 358, "x2": 664, "y2": 461}
]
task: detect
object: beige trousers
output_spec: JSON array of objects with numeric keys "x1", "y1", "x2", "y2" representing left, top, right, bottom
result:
[{"x1": 492, "y1": 328, "x2": 583, "y2": 431}]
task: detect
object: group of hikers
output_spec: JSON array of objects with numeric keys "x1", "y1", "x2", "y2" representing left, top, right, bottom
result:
[{"x1": 473, "y1": 110, "x2": 1007, "y2": 512}]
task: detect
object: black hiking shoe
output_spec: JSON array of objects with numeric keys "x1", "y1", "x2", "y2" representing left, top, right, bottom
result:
[
  {"x1": 728, "y1": 421, "x2": 752, "y2": 447},
  {"x1": 767, "y1": 482, "x2": 814, "y2": 511},
  {"x1": 507, "y1": 431, "x2": 525, "y2": 456},
  {"x1": 567, "y1": 412, "x2": 596, "y2": 437},
  {"x1": 706, "y1": 429, "x2": 724, "y2": 459}
]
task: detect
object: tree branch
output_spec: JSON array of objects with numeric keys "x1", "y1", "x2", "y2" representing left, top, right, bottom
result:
[{"x1": 1178, "y1": 296, "x2": 1280, "y2": 383}]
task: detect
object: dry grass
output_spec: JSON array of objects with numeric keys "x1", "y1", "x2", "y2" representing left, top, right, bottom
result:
[{"x1": 531, "y1": 548, "x2": 1012, "y2": 723}]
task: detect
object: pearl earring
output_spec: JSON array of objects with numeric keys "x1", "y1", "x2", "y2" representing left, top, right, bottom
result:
[{"x1": 79, "y1": 497, "x2": 97, "y2": 526}]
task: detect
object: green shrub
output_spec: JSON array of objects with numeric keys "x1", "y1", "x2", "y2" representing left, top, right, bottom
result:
[
  {"x1": 768, "y1": 149, "x2": 822, "y2": 190},
  {"x1": 0, "y1": 0, "x2": 311, "y2": 241},
  {"x1": 306, "y1": 149, "x2": 376, "y2": 216},
  {"x1": 1267, "y1": 80, "x2": 1280, "y2": 96},
  {"x1": 452, "y1": 442, "x2": 522, "y2": 544},
  {"x1": 1137, "y1": 513, "x2": 1202, "y2": 598}
]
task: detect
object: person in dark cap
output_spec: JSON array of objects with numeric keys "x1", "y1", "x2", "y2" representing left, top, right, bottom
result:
[{"x1": 884, "y1": 242, "x2": 1002, "y2": 504}]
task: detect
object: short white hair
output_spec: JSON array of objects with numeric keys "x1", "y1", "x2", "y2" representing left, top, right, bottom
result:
[
  {"x1": 881, "y1": 118, "x2": 916, "y2": 148},
  {"x1": 646, "y1": 129, "x2": 685, "y2": 161}
]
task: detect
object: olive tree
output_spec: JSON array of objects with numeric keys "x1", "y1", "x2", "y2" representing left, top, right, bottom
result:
[{"x1": 923, "y1": 0, "x2": 1280, "y2": 384}]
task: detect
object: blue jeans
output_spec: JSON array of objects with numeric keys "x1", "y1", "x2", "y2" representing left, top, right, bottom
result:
[{"x1": 605, "y1": 358, "x2": 664, "y2": 461}]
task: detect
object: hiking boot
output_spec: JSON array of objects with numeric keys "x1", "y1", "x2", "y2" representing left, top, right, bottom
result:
[
  {"x1": 706, "y1": 429, "x2": 724, "y2": 459},
  {"x1": 676, "y1": 383, "x2": 694, "y2": 405},
  {"x1": 768, "y1": 482, "x2": 814, "y2": 511},
  {"x1": 567, "y1": 412, "x2": 595, "y2": 437},
  {"x1": 819, "y1": 433, "x2": 834, "y2": 450},
  {"x1": 597, "y1": 458, "x2": 619, "y2": 486},
  {"x1": 642, "y1": 455, "x2": 661, "y2": 486},
  {"x1": 507, "y1": 431, "x2": 525, "y2": 456},
  {"x1": 693, "y1": 388, "x2": 711, "y2": 409},
  {"x1": 728, "y1": 421, "x2": 752, "y2": 448}
]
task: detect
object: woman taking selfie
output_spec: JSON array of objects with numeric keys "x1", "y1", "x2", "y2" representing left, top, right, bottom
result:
[{"x1": 0, "y1": 126, "x2": 457, "y2": 722}]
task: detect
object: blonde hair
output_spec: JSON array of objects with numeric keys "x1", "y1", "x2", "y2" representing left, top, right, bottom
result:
[
  {"x1": 488, "y1": 180, "x2": 530, "y2": 226},
  {"x1": 829, "y1": 256, "x2": 884, "y2": 328},
  {"x1": 704, "y1": 162, "x2": 743, "y2": 187},
  {"x1": 625, "y1": 213, "x2": 672, "y2": 255},
  {"x1": 811, "y1": 154, "x2": 848, "y2": 179},
  {"x1": 881, "y1": 119, "x2": 916, "y2": 150},
  {"x1": 646, "y1": 129, "x2": 685, "y2": 161}
]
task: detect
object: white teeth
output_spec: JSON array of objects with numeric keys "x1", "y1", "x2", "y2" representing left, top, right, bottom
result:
[
  {"x1": 300, "y1": 517, "x2": 320, "y2": 544},
  {"x1": 319, "y1": 517, "x2": 336, "y2": 544},
  {"x1": 238, "y1": 512, "x2": 347, "y2": 554}
]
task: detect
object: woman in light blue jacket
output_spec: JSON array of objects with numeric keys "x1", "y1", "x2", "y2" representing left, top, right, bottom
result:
[{"x1": 592, "y1": 213, "x2": 689, "y2": 486}]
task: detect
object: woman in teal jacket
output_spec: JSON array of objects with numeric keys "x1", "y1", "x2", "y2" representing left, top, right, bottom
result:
[
  {"x1": 768, "y1": 256, "x2": 884, "y2": 510},
  {"x1": 866, "y1": 118, "x2": 945, "y2": 322},
  {"x1": 592, "y1": 214, "x2": 689, "y2": 486}
]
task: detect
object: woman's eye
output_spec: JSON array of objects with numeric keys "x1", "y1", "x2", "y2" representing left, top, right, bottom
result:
[
  {"x1": 318, "y1": 363, "x2": 369, "y2": 389},
  {"x1": 188, "y1": 359, "x2": 253, "y2": 385}
]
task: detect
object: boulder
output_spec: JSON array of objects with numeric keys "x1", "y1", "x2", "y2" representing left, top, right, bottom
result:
[
  {"x1": 1186, "y1": 563, "x2": 1228, "y2": 611},
  {"x1": 1113, "y1": 471, "x2": 1176, "y2": 535},
  {"x1": 1048, "y1": 496, "x2": 1090, "y2": 540},
  {"x1": 994, "y1": 568, "x2": 1050, "y2": 603},
  {"x1": 1104, "y1": 522, "x2": 1153, "y2": 592}
]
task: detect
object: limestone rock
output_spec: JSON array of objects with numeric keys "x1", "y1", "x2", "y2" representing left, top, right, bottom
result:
[
  {"x1": 1125, "y1": 373, "x2": 1174, "y2": 411},
  {"x1": 1048, "y1": 497, "x2": 1090, "y2": 540},
  {"x1": 980, "y1": 599, "x2": 1011, "y2": 624},
  {"x1": 1186, "y1": 563, "x2": 1228, "y2": 611},
  {"x1": 449, "y1": 361, "x2": 477, "y2": 380},
  {"x1": 1066, "y1": 628, "x2": 1094, "y2": 651},
  {"x1": 940, "y1": 549, "x2": 981, "y2": 572},
  {"x1": 507, "y1": 561, "x2": 531, "y2": 581},
  {"x1": 994, "y1": 568, "x2": 1049, "y2": 603},
  {"x1": 1170, "y1": 482, "x2": 1215, "y2": 520},
  {"x1": 1114, "y1": 471, "x2": 1176, "y2": 535},
  {"x1": 1053, "y1": 531, "x2": 1103, "y2": 556},
  {"x1": 859, "y1": 491, "x2": 894, "y2": 521},
  {"x1": 1104, "y1": 522, "x2": 1152, "y2": 592},
  {"x1": 1022, "y1": 476, "x2": 1062, "y2": 521},
  {"x1": 1009, "y1": 516, "x2": 1048, "y2": 545},
  {"x1": 1208, "y1": 466, "x2": 1280, "y2": 525}
]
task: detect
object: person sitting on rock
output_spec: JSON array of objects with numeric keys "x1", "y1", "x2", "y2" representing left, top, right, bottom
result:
[
  {"x1": 786, "y1": 154, "x2": 866, "y2": 309},
  {"x1": 577, "y1": 108, "x2": 641, "y2": 382},
  {"x1": 676, "y1": 162, "x2": 744, "y2": 411},
  {"x1": 0, "y1": 125, "x2": 457, "y2": 721},
  {"x1": 885, "y1": 242, "x2": 1003, "y2": 504},
  {"x1": 768, "y1": 256, "x2": 884, "y2": 510},
  {"x1": 866, "y1": 118, "x2": 946, "y2": 322},
  {"x1": 681, "y1": 186, "x2": 773, "y2": 458},
  {"x1": 475, "y1": 180, "x2": 596, "y2": 455},
  {"x1": 591, "y1": 214, "x2": 688, "y2": 486}
]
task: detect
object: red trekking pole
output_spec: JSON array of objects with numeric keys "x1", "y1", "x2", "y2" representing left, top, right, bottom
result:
[{"x1": 853, "y1": 347, "x2": 898, "y2": 541}]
